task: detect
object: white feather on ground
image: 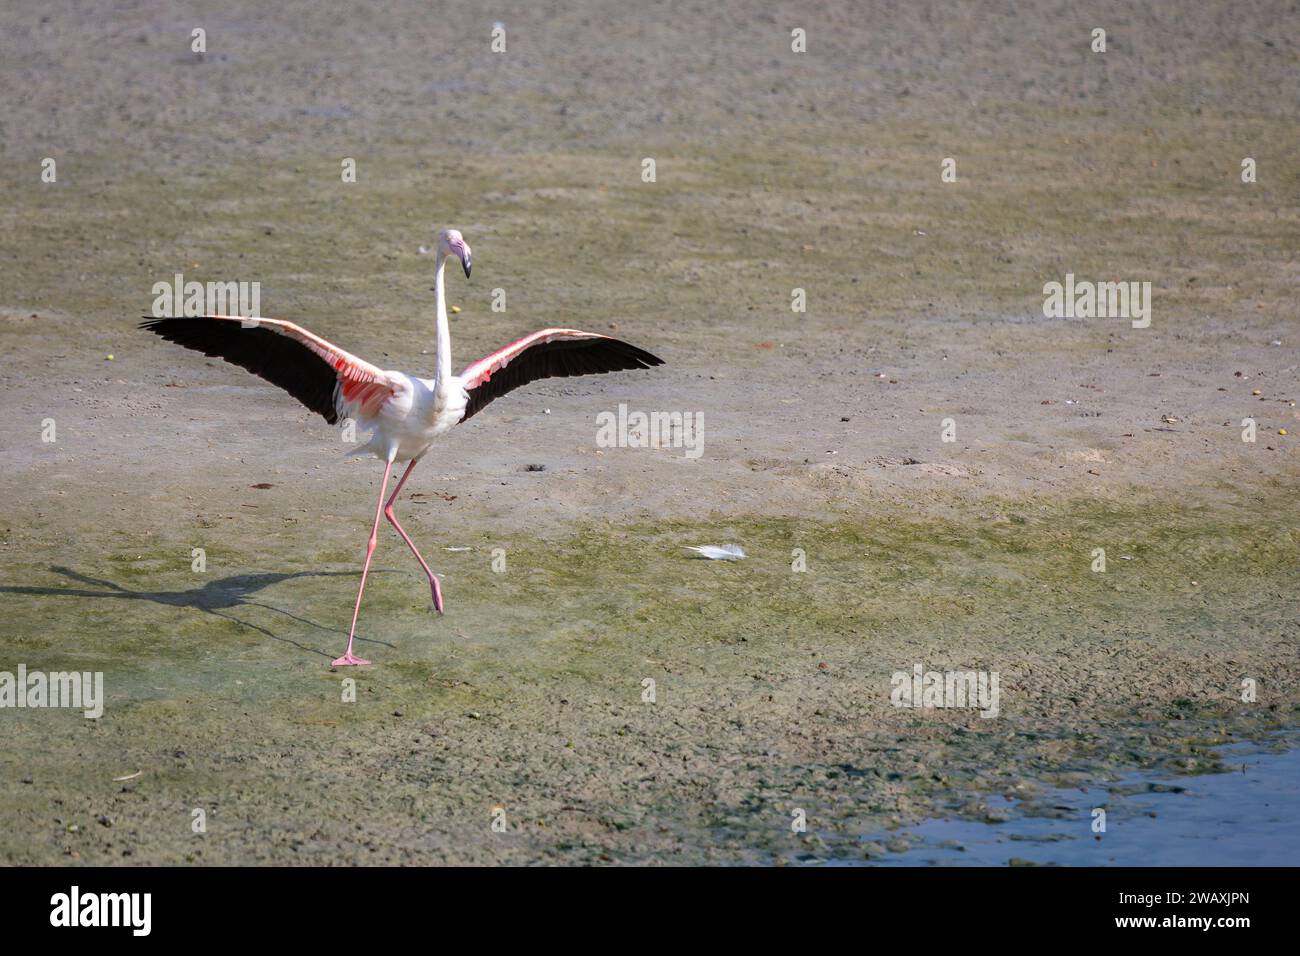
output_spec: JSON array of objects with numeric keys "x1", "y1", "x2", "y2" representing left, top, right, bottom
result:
[{"x1": 685, "y1": 544, "x2": 746, "y2": 560}]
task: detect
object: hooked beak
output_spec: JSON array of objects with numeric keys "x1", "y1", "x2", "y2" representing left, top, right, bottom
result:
[{"x1": 459, "y1": 246, "x2": 472, "y2": 279}]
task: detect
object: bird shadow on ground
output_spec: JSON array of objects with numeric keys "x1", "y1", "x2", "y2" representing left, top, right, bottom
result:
[{"x1": 0, "y1": 566, "x2": 399, "y2": 660}]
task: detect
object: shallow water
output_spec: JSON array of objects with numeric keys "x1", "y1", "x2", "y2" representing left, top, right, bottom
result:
[{"x1": 860, "y1": 739, "x2": 1300, "y2": 867}]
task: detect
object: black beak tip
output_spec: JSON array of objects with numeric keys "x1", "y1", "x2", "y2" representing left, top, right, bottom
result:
[{"x1": 463, "y1": 260, "x2": 472, "y2": 278}]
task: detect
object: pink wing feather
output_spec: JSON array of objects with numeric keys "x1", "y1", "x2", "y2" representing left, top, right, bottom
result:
[
  {"x1": 457, "y1": 328, "x2": 663, "y2": 422},
  {"x1": 140, "y1": 314, "x2": 397, "y2": 424}
]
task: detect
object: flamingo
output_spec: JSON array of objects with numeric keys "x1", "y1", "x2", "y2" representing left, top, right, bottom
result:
[{"x1": 141, "y1": 228, "x2": 663, "y2": 666}]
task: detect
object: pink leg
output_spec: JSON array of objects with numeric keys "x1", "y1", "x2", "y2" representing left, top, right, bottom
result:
[
  {"x1": 384, "y1": 459, "x2": 444, "y2": 614},
  {"x1": 332, "y1": 458, "x2": 395, "y2": 667}
]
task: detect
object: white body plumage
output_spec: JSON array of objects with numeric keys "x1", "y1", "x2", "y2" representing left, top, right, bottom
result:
[{"x1": 345, "y1": 372, "x2": 470, "y2": 463}]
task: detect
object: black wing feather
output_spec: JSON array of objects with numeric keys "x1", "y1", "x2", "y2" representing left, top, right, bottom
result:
[
  {"x1": 461, "y1": 337, "x2": 663, "y2": 422},
  {"x1": 139, "y1": 317, "x2": 343, "y2": 423}
]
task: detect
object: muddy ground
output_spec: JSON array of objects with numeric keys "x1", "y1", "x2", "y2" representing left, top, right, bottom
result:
[{"x1": 0, "y1": 0, "x2": 1296, "y2": 864}]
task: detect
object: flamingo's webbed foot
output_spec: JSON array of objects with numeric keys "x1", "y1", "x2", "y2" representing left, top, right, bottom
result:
[{"x1": 331, "y1": 653, "x2": 371, "y2": 667}]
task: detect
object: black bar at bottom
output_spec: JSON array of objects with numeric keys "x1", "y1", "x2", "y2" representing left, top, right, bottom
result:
[{"x1": 1, "y1": 865, "x2": 1283, "y2": 939}]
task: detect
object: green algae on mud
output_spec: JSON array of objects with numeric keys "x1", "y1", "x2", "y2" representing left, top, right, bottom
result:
[{"x1": 0, "y1": 487, "x2": 1295, "y2": 864}]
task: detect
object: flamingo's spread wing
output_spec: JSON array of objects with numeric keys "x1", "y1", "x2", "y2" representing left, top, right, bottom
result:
[
  {"x1": 457, "y1": 328, "x2": 664, "y2": 423},
  {"x1": 140, "y1": 315, "x2": 397, "y2": 424}
]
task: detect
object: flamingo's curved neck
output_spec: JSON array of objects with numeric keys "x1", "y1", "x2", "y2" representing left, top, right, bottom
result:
[{"x1": 433, "y1": 254, "x2": 452, "y2": 390}]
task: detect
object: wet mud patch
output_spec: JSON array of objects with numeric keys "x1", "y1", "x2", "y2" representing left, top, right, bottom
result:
[{"x1": 1, "y1": 488, "x2": 1294, "y2": 864}]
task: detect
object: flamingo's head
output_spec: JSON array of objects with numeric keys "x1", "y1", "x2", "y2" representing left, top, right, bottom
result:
[{"x1": 437, "y1": 228, "x2": 472, "y2": 278}]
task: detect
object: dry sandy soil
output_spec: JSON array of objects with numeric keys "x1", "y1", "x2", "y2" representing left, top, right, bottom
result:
[{"x1": 0, "y1": 0, "x2": 1297, "y2": 864}]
